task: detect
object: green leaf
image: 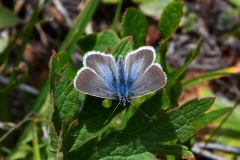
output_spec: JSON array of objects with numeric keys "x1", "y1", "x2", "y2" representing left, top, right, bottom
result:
[
  {"x1": 90, "y1": 144, "x2": 193, "y2": 160},
  {"x1": 0, "y1": 5, "x2": 18, "y2": 28},
  {"x1": 112, "y1": 36, "x2": 134, "y2": 57},
  {"x1": 135, "y1": 0, "x2": 170, "y2": 20},
  {"x1": 0, "y1": 38, "x2": 8, "y2": 52},
  {"x1": 48, "y1": 51, "x2": 80, "y2": 159},
  {"x1": 55, "y1": 65, "x2": 79, "y2": 118},
  {"x1": 158, "y1": 1, "x2": 184, "y2": 41},
  {"x1": 69, "y1": 97, "x2": 119, "y2": 151},
  {"x1": 49, "y1": 52, "x2": 79, "y2": 119},
  {"x1": 168, "y1": 37, "x2": 204, "y2": 88},
  {"x1": 77, "y1": 30, "x2": 120, "y2": 53},
  {"x1": 72, "y1": 97, "x2": 214, "y2": 159},
  {"x1": 183, "y1": 66, "x2": 240, "y2": 89},
  {"x1": 121, "y1": 8, "x2": 148, "y2": 48},
  {"x1": 230, "y1": 0, "x2": 240, "y2": 7},
  {"x1": 102, "y1": 0, "x2": 119, "y2": 3}
]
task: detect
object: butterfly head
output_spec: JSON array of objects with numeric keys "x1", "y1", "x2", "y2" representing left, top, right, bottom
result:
[{"x1": 119, "y1": 97, "x2": 128, "y2": 106}]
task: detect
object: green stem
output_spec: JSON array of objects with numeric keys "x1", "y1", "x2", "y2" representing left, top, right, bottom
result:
[
  {"x1": 112, "y1": 0, "x2": 124, "y2": 31},
  {"x1": 32, "y1": 115, "x2": 41, "y2": 160},
  {"x1": 15, "y1": 1, "x2": 43, "y2": 67},
  {"x1": 59, "y1": 0, "x2": 101, "y2": 56}
]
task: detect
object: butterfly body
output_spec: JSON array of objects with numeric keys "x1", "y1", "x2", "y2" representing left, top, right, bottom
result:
[{"x1": 74, "y1": 46, "x2": 167, "y2": 105}]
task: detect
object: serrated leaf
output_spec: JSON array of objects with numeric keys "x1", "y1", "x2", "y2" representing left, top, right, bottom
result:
[
  {"x1": 70, "y1": 97, "x2": 122, "y2": 151},
  {"x1": 55, "y1": 65, "x2": 79, "y2": 119},
  {"x1": 0, "y1": 6, "x2": 18, "y2": 28},
  {"x1": 194, "y1": 108, "x2": 231, "y2": 130},
  {"x1": 121, "y1": 8, "x2": 148, "y2": 48},
  {"x1": 72, "y1": 97, "x2": 214, "y2": 159},
  {"x1": 77, "y1": 30, "x2": 120, "y2": 53},
  {"x1": 158, "y1": 1, "x2": 183, "y2": 40}
]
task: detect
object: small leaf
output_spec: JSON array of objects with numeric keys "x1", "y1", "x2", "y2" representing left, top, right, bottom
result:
[
  {"x1": 112, "y1": 36, "x2": 134, "y2": 57},
  {"x1": 77, "y1": 30, "x2": 120, "y2": 53},
  {"x1": 121, "y1": 8, "x2": 148, "y2": 48},
  {"x1": 135, "y1": 0, "x2": 170, "y2": 20},
  {"x1": 0, "y1": 6, "x2": 18, "y2": 28},
  {"x1": 158, "y1": 1, "x2": 184, "y2": 41},
  {"x1": 0, "y1": 38, "x2": 8, "y2": 52},
  {"x1": 77, "y1": 34, "x2": 97, "y2": 53}
]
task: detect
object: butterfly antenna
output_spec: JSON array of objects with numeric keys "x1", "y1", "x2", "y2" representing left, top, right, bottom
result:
[
  {"x1": 103, "y1": 101, "x2": 121, "y2": 125},
  {"x1": 126, "y1": 100, "x2": 151, "y2": 119}
]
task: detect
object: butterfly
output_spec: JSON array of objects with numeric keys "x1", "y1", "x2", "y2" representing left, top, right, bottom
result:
[{"x1": 74, "y1": 46, "x2": 167, "y2": 106}]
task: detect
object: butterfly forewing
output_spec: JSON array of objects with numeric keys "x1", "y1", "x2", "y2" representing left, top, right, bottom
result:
[
  {"x1": 129, "y1": 64, "x2": 167, "y2": 98},
  {"x1": 74, "y1": 51, "x2": 119, "y2": 98},
  {"x1": 125, "y1": 46, "x2": 155, "y2": 87},
  {"x1": 74, "y1": 67, "x2": 117, "y2": 99},
  {"x1": 84, "y1": 51, "x2": 118, "y2": 86}
]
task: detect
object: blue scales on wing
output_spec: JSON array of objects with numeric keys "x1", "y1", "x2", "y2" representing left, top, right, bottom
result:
[
  {"x1": 124, "y1": 46, "x2": 167, "y2": 98},
  {"x1": 74, "y1": 51, "x2": 118, "y2": 99}
]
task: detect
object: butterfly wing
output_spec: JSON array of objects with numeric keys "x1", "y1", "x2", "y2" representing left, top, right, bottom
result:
[
  {"x1": 74, "y1": 67, "x2": 117, "y2": 99},
  {"x1": 124, "y1": 46, "x2": 155, "y2": 87},
  {"x1": 74, "y1": 51, "x2": 118, "y2": 99},
  {"x1": 129, "y1": 64, "x2": 167, "y2": 98},
  {"x1": 84, "y1": 51, "x2": 118, "y2": 87}
]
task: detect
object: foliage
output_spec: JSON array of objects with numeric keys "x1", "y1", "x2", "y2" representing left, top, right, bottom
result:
[
  {"x1": 0, "y1": 0, "x2": 238, "y2": 159},
  {"x1": 0, "y1": 5, "x2": 18, "y2": 28},
  {"x1": 46, "y1": 1, "x2": 230, "y2": 159}
]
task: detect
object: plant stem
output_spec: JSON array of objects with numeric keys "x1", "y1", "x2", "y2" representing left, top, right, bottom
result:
[
  {"x1": 59, "y1": 0, "x2": 101, "y2": 56},
  {"x1": 32, "y1": 115, "x2": 41, "y2": 160},
  {"x1": 112, "y1": 0, "x2": 124, "y2": 31}
]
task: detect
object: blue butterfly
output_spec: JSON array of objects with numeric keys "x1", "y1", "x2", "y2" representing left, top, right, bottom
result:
[{"x1": 74, "y1": 46, "x2": 167, "y2": 106}]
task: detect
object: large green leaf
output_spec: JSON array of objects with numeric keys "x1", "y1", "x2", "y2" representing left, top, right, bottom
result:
[
  {"x1": 48, "y1": 51, "x2": 80, "y2": 159},
  {"x1": 158, "y1": 0, "x2": 184, "y2": 41},
  {"x1": 121, "y1": 8, "x2": 148, "y2": 48},
  {"x1": 71, "y1": 97, "x2": 215, "y2": 159}
]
